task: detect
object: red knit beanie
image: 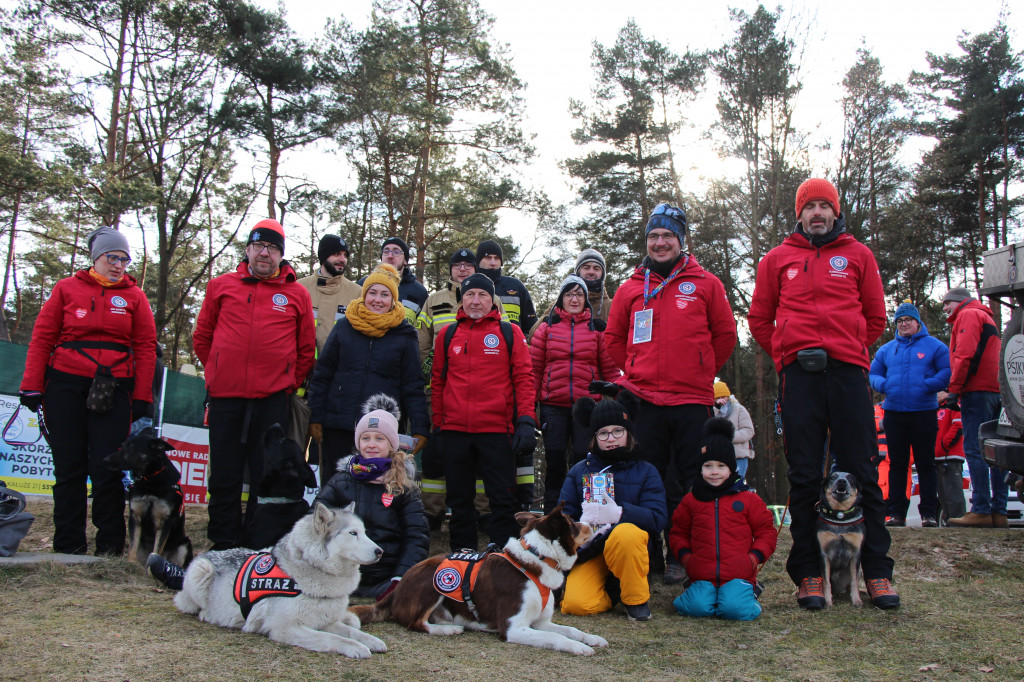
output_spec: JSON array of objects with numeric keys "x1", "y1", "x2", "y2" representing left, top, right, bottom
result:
[
  {"x1": 248, "y1": 218, "x2": 286, "y2": 254},
  {"x1": 795, "y1": 178, "x2": 840, "y2": 219}
]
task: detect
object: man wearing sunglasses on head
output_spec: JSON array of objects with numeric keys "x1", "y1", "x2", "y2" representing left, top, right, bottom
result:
[{"x1": 193, "y1": 218, "x2": 315, "y2": 550}]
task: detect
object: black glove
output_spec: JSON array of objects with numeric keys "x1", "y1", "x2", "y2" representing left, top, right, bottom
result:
[
  {"x1": 132, "y1": 400, "x2": 153, "y2": 422},
  {"x1": 19, "y1": 390, "x2": 42, "y2": 412},
  {"x1": 510, "y1": 416, "x2": 537, "y2": 455},
  {"x1": 940, "y1": 393, "x2": 959, "y2": 408},
  {"x1": 421, "y1": 429, "x2": 445, "y2": 479},
  {"x1": 588, "y1": 380, "x2": 620, "y2": 397}
]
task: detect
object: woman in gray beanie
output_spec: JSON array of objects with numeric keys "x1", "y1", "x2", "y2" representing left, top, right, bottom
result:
[{"x1": 18, "y1": 226, "x2": 157, "y2": 556}]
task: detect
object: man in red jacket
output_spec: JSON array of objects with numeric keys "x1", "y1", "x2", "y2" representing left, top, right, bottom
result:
[
  {"x1": 604, "y1": 203, "x2": 737, "y2": 584},
  {"x1": 937, "y1": 287, "x2": 1006, "y2": 528},
  {"x1": 430, "y1": 273, "x2": 536, "y2": 551},
  {"x1": 748, "y1": 178, "x2": 898, "y2": 610},
  {"x1": 193, "y1": 219, "x2": 315, "y2": 549}
]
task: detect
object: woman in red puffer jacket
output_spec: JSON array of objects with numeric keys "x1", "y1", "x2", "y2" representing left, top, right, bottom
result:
[{"x1": 530, "y1": 275, "x2": 620, "y2": 512}]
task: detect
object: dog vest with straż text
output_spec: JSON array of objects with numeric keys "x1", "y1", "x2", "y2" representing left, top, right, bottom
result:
[
  {"x1": 433, "y1": 550, "x2": 551, "y2": 612},
  {"x1": 234, "y1": 552, "x2": 301, "y2": 618}
]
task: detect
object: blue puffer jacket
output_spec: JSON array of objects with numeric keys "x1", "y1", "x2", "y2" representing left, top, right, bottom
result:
[
  {"x1": 307, "y1": 317, "x2": 429, "y2": 434},
  {"x1": 559, "y1": 448, "x2": 668, "y2": 536},
  {"x1": 869, "y1": 325, "x2": 951, "y2": 412}
]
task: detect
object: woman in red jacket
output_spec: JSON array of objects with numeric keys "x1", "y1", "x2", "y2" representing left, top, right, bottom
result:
[
  {"x1": 19, "y1": 227, "x2": 157, "y2": 556},
  {"x1": 530, "y1": 275, "x2": 619, "y2": 512}
]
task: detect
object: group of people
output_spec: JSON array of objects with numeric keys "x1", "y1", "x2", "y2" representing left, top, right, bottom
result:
[{"x1": 21, "y1": 175, "x2": 1015, "y2": 621}]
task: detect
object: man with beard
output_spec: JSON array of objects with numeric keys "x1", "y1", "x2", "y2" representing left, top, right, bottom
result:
[
  {"x1": 359, "y1": 236, "x2": 428, "y2": 326},
  {"x1": 529, "y1": 248, "x2": 614, "y2": 340},
  {"x1": 476, "y1": 239, "x2": 537, "y2": 334},
  {"x1": 298, "y1": 234, "x2": 361, "y2": 354},
  {"x1": 602, "y1": 204, "x2": 737, "y2": 585},
  {"x1": 748, "y1": 178, "x2": 898, "y2": 610},
  {"x1": 193, "y1": 219, "x2": 315, "y2": 549}
]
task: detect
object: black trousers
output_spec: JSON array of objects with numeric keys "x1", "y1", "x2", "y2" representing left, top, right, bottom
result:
[
  {"x1": 320, "y1": 428, "x2": 355, "y2": 488},
  {"x1": 43, "y1": 371, "x2": 132, "y2": 555},
  {"x1": 442, "y1": 430, "x2": 519, "y2": 551},
  {"x1": 539, "y1": 403, "x2": 591, "y2": 513},
  {"x1": 780, "y1": 361, "x2": 893, "y2": 584},
  {"x1": 207, "y1": 392, "x2": 289, "y2": 548},
  {"x1": 884, "y1": 409, "x2": 939, "y2": 519}
]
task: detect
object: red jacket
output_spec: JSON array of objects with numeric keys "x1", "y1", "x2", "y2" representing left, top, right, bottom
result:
[
  {"x1": 431, "y1": 307, "x2": 535, "y2": 433},
  {"x1": 21, "y1": 270, "x2": 157, "y2": 403},
  {"x1": 668, "y1": 488, "x2": 777, "y2": 587},
  {"x1": 945, "y1": 299, "x2": 1000, "y2": 394},
  {"x1": 748, "y1": 230, "x2": 886, "y2": 372},
  {"x1": 193, "y1": 261, "x2": 315, "y2": 398},
  {"x1": 935, "y1": 407, "x2": 965, "y2": 462},
  {"x1": 530, "y1": 307, "x2": 619, "y2": 406},
  {"x1": 605, "y1": 256, "x2": 737, "y2": 406}
]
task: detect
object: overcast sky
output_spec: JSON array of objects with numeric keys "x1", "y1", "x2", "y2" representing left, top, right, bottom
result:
[{"x1": 262, "y1": 0, "x2": 1021, "y2": 254}]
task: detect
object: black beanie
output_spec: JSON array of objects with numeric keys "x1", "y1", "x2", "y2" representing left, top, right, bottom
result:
[
  {"x1": 460, "y1": 272, "x2": 495, "y2": 298},
  {"x1": 573, "y1": 396, "x2": 631, "y2": 432},
  {"x1": 317, "y1": 235, "x2": 349, "y2": 265},
  {"x1": 382, "y1": 236, "x2": 410, "y2": 261},
  {"x1": 476, "y1": 239, "x2": 503, "y2": 263},
  {"x1": 449, "y1": 248, "x2": 476, "y2": 268},
  {"x1": 701, "y1": 417, "x2": 737, "y2": 475}
]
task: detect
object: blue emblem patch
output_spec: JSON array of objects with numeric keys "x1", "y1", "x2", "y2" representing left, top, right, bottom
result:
[
  {"x1": 829, "y1": 256, "x2": 849, "y2": 271},
  {"x1": 679, "y1": 282, "x2": 696, "y2": 295},
  {"x1": 110, "y1": 296, "x2": 128, "y2": 307},
  {"x1": 732, "y1": 500, "x2": 745, "y2": 512},
  {"x1": 434, "y1": 567, "x2": 462, "y2": 592},
  {"x1": 273, "y1": 293, "x2": 288, "y2": 306},
  {"x1": 254, "y1": 554, "x2": 275, "y2": 574},
  {"x1": 483, "y1": 334, "x2": 500, "y2": 348}
]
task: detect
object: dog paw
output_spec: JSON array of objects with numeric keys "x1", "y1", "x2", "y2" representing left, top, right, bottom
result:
[
  {"x1": 566, "y1": 642, "x2": 596, "y2": 656},
  {"x1": 582, "y1": 634, "x2": 608, "y2": 648},
  {"x1": 364, "y1": 635, "x2": 388, "y2": 653},
  {"x1": 337, "y1": 642, "x2": 374, "y2": 659}
]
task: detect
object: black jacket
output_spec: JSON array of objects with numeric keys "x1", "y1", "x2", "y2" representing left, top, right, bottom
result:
[
  {"x1": 315, "y1": 457, "x2": 430, "y2": 584},
  {"x1": 307, "y1": 317, "x2": 429, "y2": 435}
]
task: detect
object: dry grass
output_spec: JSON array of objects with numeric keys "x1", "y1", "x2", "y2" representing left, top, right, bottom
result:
[{"x1": 4, "y1": 498, "x2": 1024, "y2": 681}]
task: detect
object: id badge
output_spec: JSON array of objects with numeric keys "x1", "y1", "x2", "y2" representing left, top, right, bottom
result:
[{"x1": 633, "y1": 308, "x2": 653, "y2": 344}]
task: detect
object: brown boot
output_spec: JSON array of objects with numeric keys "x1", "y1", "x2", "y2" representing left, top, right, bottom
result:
[
  {"x1": 948, "y1": 512, "x2": 994, "y2": 528},
  {"x1": 992, "y1": 513, "x2": 1009, "y2": 528}
]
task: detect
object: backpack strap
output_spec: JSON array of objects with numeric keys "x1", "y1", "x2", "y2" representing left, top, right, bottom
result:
[
  {"x1": 441, "y1": 319, "x2": 519, "y2": 425},
  {"x1": 966, "y1": 322, "x2": 999, "y2": 382}
]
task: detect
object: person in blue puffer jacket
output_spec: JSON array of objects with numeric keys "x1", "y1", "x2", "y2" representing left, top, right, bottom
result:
[{"x1": 869, "y1": 302, "x2": 951, "y2": 527}]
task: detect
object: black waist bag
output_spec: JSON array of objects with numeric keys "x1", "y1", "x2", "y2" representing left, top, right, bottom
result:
[
  {"x1": 797, "y1": 348, "x2": 828, "y2": 373},
  {"x1": 61, "y1": 342, "x2": 131, "y2": 414}
]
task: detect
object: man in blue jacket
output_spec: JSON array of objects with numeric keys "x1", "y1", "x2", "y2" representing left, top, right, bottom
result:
[{"x1": 869, "y1": 302, "x2": 951, "y2": 528}]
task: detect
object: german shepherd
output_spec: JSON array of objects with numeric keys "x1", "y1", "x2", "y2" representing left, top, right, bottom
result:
[
  {"x1": 351, "y1": 503, "x2": 609, "y2": 655},
  {"x1": 817, "y1": 471, "x2": 865, "y2": 607},
  {"x1": 243, "y1": 424, "x2": 317, "y2": 550},
  {"x1": 104, "y1": 427, "x2": 192, "y2": 569}
]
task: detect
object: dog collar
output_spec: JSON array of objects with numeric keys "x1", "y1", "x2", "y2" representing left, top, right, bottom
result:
[
  {"x1": 518, "y1": 538, "x2": 561, "y2": 572},
  {"x1": 256, "y1": 496, "x2": 303, "y2": 505},
  {"x1": 816, "y1": 502, "x2": 864, "y2": 525}
]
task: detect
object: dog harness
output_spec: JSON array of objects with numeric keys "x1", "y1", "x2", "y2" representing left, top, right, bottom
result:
[
  {"x1": 816, "y1": 502, "x2": 864, "y2": 526},
  {"x1": 234, "y1": 552, "x2": 302, "y2": 618},
  {"x1": 433, "y1": 543, "x2": 551, "y2": 619},
  {"x1": 129, "y1": 468, "x2": 185, "y2": 516}
]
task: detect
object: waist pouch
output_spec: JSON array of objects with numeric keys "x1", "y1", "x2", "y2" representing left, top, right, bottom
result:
[
  {"x1": 60, "y1": 342, "x2": 132, "y2": 414},
  {"x1": 796, "y1": 348, "x2": 828, "y2": 373}
]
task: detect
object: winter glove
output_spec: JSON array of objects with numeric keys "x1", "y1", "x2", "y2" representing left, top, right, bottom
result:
[
  {"x1": 19, "y1": 390, "x2": 42, "y2": 412},
  {"x1": 131, "y1": 400, "x2": 153, "y2": 422},
  {"x1": 939, "y1": 392, "x2": 959, "y2": 409},
  {"x1": 377, "y1": 577, "x2": 400, "y2": 602},
  {"x1": 580, "y1": 497, "x2": 622, "y2": 526},
  {"x1": 588, "y1": 380, "x2": 620, "y2": 397},
  {"x1": 308, "y1": 422, "x2": 323, "y2": 443},
  {"x1": 421, "y1": 429, "x2": 444, "y2": 479},
  {"x1": 412, "y1": 434, "x2": 428, "y2": 455},
  {"x1": 510, "y1": 416, "x2": 537, "y2": 455},
  {"x1": 130, "y1": 417, "x2": 153, "y2": 436}
]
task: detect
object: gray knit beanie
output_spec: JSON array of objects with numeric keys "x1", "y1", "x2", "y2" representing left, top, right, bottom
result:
[
  {"x1": 574, "y1": 249, "x2": 606, "y2": 279},
  {"x1": 87, "y1": 227, "x2": 131, "y2": 262}
]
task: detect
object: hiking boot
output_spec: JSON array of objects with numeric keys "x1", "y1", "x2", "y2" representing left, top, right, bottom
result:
[
  {"x1": 147, "y1": 553, "x2": 186, "y2": 590},
  {"x1": 865, "y1": 577, "x2": 900, "y2": 609},
  {"x1": 992, "y1": 513, "x2": 1009, "y2": 528},
  {"x1": 884, "y1": 516, "x2": 905, "y2": 527},
  {"x1": 663, "y1": 560, "x2": 686, "y2": 585},
  {"x1": 625, "y1": 601, "x2": 652, "y2": 622},
  {"x1": 920, "y1": 516, "x2": 938, "y2": 528},
  {"x1": 797, "y1": 576, "x2": 826, "y2": 610},
  {"x1": 948, "y1": 512, "x2": 994, "y2": 528}
]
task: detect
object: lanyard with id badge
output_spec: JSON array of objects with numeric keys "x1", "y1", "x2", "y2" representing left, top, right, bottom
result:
[{"x1": 633, "y1": 255, "x2": 689, "y2": 345}]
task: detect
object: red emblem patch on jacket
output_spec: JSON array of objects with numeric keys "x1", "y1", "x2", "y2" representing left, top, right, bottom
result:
[{"x1": 234, "y1": 552, "x2": 301, "y2": 618}]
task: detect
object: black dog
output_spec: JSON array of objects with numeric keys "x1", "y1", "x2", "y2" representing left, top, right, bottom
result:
[
  {"x1": 104, "y1": 427, "x2": 193, "y2": 568},
  {"x1": 816, "y1": 471, "x2": 865, "y2": 607},
  {"x1": 242, "y1": 423, "x2": 318, "y2": 550}
]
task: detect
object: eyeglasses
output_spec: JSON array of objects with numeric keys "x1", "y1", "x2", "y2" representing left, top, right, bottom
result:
[
  {"x1": 596, "y1": 427, "x2": 626, "y2": 441},
  {"x1": 382, "y1": 248, "x2": 404, "y2": 257},
  {"x1": 563, "y1": 291, "x2": 586, "y2": 300},
  {"x1": 249, "y1": 241, "x2": 281, "y2": 255},
  {"x1": 895, "y1": 318, "x2": 916, "y2": 325},
  {"x1": 646, "y1": 230, "x2": 679, "y2": 243},
  {"x1": 452, "y1": 263, "x2": 474, "y2": 271},
  {"x1": 103, "y1": 254, "x2": 131, "y2": 266}
]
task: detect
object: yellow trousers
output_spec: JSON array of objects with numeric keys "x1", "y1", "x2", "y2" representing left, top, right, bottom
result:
[{"x1": 561, "y1": 523, "x2": 649, "y2": 615}]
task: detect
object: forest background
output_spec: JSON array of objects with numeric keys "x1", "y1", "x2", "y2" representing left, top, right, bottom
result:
[{"x1": 1, "y1": 0, "x2": 1022, "y2": 503}]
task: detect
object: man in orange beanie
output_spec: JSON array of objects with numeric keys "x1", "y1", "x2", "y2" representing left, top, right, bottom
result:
[
  {"x1": 749, "y1": 178, "x2": 898, "y2": 611},
  {"x1": 193, "y1": 218, "x2": 315, "y2": 550}
]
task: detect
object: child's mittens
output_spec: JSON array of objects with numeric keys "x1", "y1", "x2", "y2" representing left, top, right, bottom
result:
[{"x1": 580, "y1": 498, "x2": 622, "y2": 526}]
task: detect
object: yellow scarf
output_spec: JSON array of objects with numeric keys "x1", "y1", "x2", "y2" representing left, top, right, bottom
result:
[
  {"x1": 88, "y1": 267, "x2": 123, "y2": 287},
  {"x1": 346, "y1": 299, "x2": 406, "y2": 338}
]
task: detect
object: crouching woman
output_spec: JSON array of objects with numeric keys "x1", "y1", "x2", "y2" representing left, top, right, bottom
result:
[{"x1": 558, "y1": 391, "x2": 667, "y2": 622}]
